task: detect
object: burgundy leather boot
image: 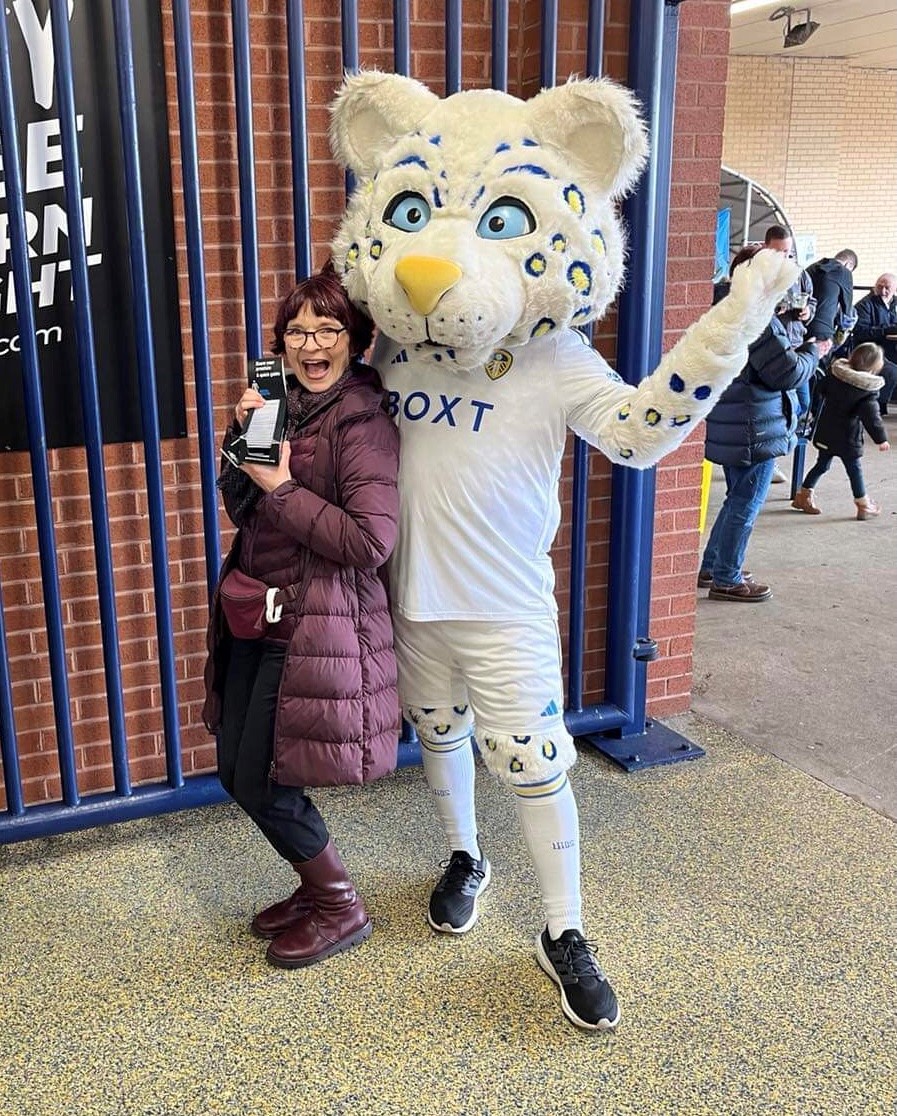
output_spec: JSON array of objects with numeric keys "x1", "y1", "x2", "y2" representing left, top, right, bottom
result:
[
  {"x1": 250, "y1": 870, "x2": 314, "y2": 939},
  {"x1": 266, "y1": 841, "x2": 371, "y2": 968}
]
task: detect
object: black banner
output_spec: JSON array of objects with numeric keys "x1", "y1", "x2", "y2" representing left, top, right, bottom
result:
[{"x1": 0, "y1": 0, "x2": 186, "y2": 451}]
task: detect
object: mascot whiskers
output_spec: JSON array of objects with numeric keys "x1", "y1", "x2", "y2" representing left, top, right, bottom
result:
[{"x1": 330, "y1": 71, "x2": 797, "y2": 1031}]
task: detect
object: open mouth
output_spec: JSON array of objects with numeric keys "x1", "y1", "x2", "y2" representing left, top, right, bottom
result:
[{"x1": 301, "y1": 359, "x2": 331, "y2": 379}]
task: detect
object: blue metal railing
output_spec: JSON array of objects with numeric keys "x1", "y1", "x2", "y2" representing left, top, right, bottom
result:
[
  {"x1": 172, "y1": 0, "x2": 222, "y2": 595},
  {"x1": 50, "y1": 0, "x2": 129, "y2": 796},
  {"x1": 288, "y1": 0, "x2": 313, "y2": 280},
  {"x1": 1, "y1": 1, "x2": 693, "y2": 843},
  {"x1": 0, "y1": 6, "x2": 78, "y2": 812},
  {"x1": 0, "y1": 0, "x2": 229, "y2": 843},
  {"x1": 231, "y1": 0, "x2": 263, "y2": 358}
]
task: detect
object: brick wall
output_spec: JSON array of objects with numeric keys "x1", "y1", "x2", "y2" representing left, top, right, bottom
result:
[
  {"x1": 647, "y1": 0, "x2": 732, "y2": 717},
  {"x1": 0, "y1": 1, "x2": 728, "y2": 809},
  {"x1": 723, "y1": 56, "x2": 897, "y2": 287}
]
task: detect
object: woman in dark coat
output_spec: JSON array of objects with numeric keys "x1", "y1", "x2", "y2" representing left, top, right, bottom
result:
[
  {"x1": 792, "y1": 343, "x2": 890, "y2": 519},
  {"x1": 700, "y1": 245, "x2": 825, "y2": 601},
  {"x1": 203, "y1": 265, "x2": 400, "y2": 968}
]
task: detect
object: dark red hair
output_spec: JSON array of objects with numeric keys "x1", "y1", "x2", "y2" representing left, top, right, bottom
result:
[
  {"x1": 271, "y1": 260, "x2": 374, "y2": 358},
  {"x1": 729, "y1": 243, "x2": 763, "y2": 277}
]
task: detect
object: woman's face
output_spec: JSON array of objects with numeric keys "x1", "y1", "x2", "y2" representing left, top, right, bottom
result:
[{"x1": 282, "y1": 302, "x2": 352, "y2": 393}]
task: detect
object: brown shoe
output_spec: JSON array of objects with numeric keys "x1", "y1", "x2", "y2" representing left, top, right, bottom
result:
[
  {"x1": 856, "y1": 498, "x2": 881, "y2": 520},
  {"x1": 250, "y1": 879, "x2": 314, "y2": 940},
  {"x1": 707, "y1": 580, "x2": 771, "y2": 602},
  {"x1": 266, "y1": 841, "x2": 372, "y2": 969},
  {"x1": 698, "y1": 568, "x2": 752, "y2": 589},
  {"x1": 791, "y1": 487, "x2": 821, "y2": 515}
]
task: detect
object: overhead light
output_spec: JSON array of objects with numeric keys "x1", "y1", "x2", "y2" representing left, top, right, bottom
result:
[
  {"x1": 769, "y1": 6, "x2": 820, "y2": 48},
  {"x1": 730, "y1": 0, "x2": 778, "y2": 14}
]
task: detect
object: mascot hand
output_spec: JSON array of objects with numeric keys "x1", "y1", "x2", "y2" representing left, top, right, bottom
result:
[{"x1": 719, "y1": 247, "x2": 800, "y2": 349}]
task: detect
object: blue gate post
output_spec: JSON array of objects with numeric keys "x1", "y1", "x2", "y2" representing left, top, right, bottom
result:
[
  {"x1": 0, "y1": 7, "x2": 79, "y2": 811},
  {"x1": 50, "y1": 0, "x2": 131, "y2": 795},
  {"x1": 575, "y1": 0, "x2": 704, "y2": 771}
]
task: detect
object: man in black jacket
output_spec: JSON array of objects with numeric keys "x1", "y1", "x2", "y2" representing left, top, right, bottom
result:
[
  {"x1": 806, "y1": 249, "x2": 858, "y2": 344},
  {"x1": 852, "y1": 273, "x2": 897, "y2": 416}
]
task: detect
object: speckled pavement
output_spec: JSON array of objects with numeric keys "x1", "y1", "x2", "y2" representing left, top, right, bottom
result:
[{"x1": 2, "y1": 717, "x2": 895, "y2": 1116}]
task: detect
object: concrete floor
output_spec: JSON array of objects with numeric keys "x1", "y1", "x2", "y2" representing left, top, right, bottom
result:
[{"x1": 691, "y1": 420, "x2": 897, "y2": 820}]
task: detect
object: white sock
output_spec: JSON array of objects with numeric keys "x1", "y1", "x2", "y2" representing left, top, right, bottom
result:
[
  {"x1": 420, "y1": 736, "x2": 481, "y2": 860},
  {"x1": 513, "y1": 776, "x2": 582, "y2": 938}
]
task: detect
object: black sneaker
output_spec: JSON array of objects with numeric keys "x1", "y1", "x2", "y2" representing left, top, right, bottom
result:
[
  {"x1": 536, "y1": 927, "x2": 621, "y2": 1031},
  {"x1": 426, "y1": 850, "x2": 491, "y2": 934}
]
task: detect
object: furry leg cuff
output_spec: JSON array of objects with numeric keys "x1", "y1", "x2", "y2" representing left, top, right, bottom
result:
[{"x1": 475, "y1": 727, "x2": 576, "y2": 786}]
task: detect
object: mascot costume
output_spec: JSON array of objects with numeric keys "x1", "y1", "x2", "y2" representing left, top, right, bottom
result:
[{"x1": 329, "y1": 72, "x2": 796, "y2": 1031}]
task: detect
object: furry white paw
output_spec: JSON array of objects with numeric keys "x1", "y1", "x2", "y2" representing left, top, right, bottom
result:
[{"x1": 729, "y1": 247, "x2": 799, "y2": 308}]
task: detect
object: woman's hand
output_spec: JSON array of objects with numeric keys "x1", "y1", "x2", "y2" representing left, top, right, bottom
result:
[
  {"x1": 239, "y1": 439, "x2": 293, "y2": 493},
  {"x1": 234, "y1": 387, "x2": 266, "y2": 428}
]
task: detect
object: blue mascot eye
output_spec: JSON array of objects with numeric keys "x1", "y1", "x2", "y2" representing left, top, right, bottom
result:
[
  {"x1": 384, "y1": 191, "x2": 432, "y2": 232},
  {"x1": 476, "y1": 196, "x2": 535, "y2": 240}
]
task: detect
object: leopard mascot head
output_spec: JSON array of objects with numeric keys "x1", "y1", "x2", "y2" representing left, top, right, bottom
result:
[{"x1": 330, "y1": 72, "x2": 648, "y2": 370}]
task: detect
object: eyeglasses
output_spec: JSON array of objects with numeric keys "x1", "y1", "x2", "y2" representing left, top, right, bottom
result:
[{"x1": 283, "y1": 326, "x2": 346, "y2": 349}]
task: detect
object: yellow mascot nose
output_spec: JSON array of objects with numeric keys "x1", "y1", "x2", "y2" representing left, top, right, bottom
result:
[{"x1": 395, "y1": 255, "x2": 463, "y2": 316}]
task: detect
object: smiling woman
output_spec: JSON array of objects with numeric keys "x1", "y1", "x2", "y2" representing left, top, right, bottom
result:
[{"x1": 202, "y1": 262, "x2": 400, "y2": 972}]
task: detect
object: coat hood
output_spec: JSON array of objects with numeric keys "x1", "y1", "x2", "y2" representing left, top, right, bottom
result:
[{"x1": 830, "y1": 358, "x2": 884, "y2": 392}]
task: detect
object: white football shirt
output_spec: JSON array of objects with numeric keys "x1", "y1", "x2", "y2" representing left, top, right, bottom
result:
[{"x1": 375, "y1": 327, "x2": 707, "y2": 620}]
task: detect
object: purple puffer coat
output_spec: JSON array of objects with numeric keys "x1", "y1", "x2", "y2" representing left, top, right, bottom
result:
[{"x1": 203, "y1": 364, "x2": 400, "y2": 788}]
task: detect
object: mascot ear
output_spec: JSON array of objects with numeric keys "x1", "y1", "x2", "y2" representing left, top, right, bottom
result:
[
  {"x1": 526, "y1": 78, "x2": 649, "y2": 199},
  {"x1": 330, "y1": 71, "x2": 440, "y2": 178}
]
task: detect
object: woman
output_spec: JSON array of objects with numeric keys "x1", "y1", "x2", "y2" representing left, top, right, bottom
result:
[
  {"x1": 203, "y1": 264, "x2": 400, "y2": 968},
  {"x1": 700, "y1": 245, "x2": 829, "y2": 602}
]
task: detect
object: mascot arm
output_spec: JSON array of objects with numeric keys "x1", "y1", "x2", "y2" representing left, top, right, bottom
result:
[
  {"x1": 565, "y1": 248, "x2": 799, "y2": 468},
  {"x1": 262, "y1": 415, "x2": 399, "y2": 568}
]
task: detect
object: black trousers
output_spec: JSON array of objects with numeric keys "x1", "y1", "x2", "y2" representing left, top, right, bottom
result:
[
  {"x1": 879, "y1": 359, "x2": 897, "y2": 414},
  {"x1": 218, "y1": 639, "x2": 329, "y2": 863}
]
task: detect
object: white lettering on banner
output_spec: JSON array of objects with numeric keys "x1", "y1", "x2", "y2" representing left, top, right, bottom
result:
[
  {"x1": 0, "y1": 324, "x2": 62, "y2": 355},
  {"x1": 12, "y1": 0, "x2": 75, "y2": 111},
  {"x1": 0, "y1": 253, "x2": 102, "y2": 314},
  {"x1": 0, "y1": 4, "x2": 98, "y2": 337},
  {"x1": 0, "y1": 117, "x2": 85, "y2": 200}
]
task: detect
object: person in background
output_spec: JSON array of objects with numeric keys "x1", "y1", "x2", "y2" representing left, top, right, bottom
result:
[
  {"x1": 851, "y1": 274, "x2": 897, "y2": 417},
  {"x1": 202, "y1": 265, "x2": 400, "y2": 969},
  {"x1": 792, "y1": 342, "x2": 890, "y2": 520},
  {"x1": 764, "y1": 224, "x2": 817, "y2": 481},
  {"x1": 699, "y1": 245, "x2": 828, "y2": 602},
  {"x1": 806, "y1": 249, "x2": 858, "y2": 348}
]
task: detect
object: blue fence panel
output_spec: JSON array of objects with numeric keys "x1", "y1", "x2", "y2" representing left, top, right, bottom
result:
[{"x1": 1, "y1": 2, "x2": 695, "y2": 843}]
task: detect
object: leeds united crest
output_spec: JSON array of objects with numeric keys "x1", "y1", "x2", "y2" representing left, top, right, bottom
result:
[{"x1": 484, "y1": 349, "x2": 513, "y2": 380}]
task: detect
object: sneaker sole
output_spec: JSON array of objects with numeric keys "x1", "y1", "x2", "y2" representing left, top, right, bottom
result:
[
  {"x1": 426, "y1": 859, "x2": 492, "y2": 935},
  {"x1": 535, "y1": 934, "x2": 622, "y2": 1032}
]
